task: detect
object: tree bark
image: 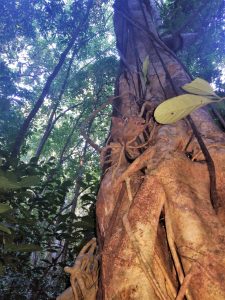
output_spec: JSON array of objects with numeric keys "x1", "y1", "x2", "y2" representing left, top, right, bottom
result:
[{"x1": 96, "y1": 1, "x2": 225, "y2": 299}]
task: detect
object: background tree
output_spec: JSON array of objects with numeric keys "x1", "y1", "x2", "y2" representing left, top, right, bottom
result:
[{"x1": 0, "y1": 1, "x2": 117, "y2": 299}]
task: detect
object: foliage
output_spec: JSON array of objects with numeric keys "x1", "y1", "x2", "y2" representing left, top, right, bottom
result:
[
  {"x1": 154, "y1": 78, "x2": 224, "y2": 124},
  {"x1": 0, "y1": 0, "x2": 116, "y2": 299},
  {"x1": 159, "y1": 0, "x2": 225, "y2": 88},
  {"x1": 0, "y1": 152, "x2": 100, "y2": 299}
]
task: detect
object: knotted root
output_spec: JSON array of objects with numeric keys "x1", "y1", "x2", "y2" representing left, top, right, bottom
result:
[{"x1": 57, "y1": 238, "x2": 98, "y2": 300}]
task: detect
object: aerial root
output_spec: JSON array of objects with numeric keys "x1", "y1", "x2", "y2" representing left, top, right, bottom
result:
[
  {"x1": 57, "y1": 238, "x2": 98, "y2": 300},
  {"x1": 176, "y1": 267, "x2": 195, "y2": 300},
  {"x1": 153, "y1": 251, "x2": 177, "y2": 299},
  {"x1": 164, "y1": 201, "x2": 194, "y2": 300},
  {"x1": 191, "y1": 143, "x2": 225, "y2": 161},
  {"x1": 122, "y1": 213, "x2": 168, "y2": 300},
  {"x1": 125, "y1": 177, "x2": 133, "y2": 203}
]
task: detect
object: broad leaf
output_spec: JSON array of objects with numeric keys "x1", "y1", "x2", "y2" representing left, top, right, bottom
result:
[
  {"x1": 0, "y1": 169, "x2": 40, "y2": 190},
  {"x1": 0, "y1": 204, "x2": 11, "y2": 214},
  {"x1": 154, "y1": 94, "x2": 214, "y2": 124},
  {"x1": 142, "y1": 55, "x2": 150, "y2": 81},
  {"x1": 0, "y1": 224, "x2": 11, "y2": 234},
  {"x1": 19, "y1": 176, "x2": 40, "y2": 187},
  {"x1": 4, "y1": 243, "x2": 41, "y2": 252},
  {"x1": 182, "y1": 78, "x2": 220, "y2": 99}
]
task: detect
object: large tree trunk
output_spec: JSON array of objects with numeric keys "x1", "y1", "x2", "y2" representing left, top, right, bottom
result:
[{"x1": 96, "y1": 1, "x2": 225, "y2": 299}]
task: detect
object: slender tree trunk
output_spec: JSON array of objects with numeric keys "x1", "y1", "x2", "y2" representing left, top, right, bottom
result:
[
  {"x1": 10, "y1": 1, "x2": 93, "y2": 159},
  {"x1": 96, "y1": 1, "x2": 225, "y2": 299},
  {"x1": 35, "y1": 41, "x2": 83, "y2": 160},
  {"x1": 35, "y1": 103, "x2": 57, "y2": 159},
  {"x1": 58, "y1": 118, "x2": 80, "y2": 164},
  {"x1": 11, "y1": 37, "x2": 76, "y2": 159},
  {"x1": 61, "y1": 137, "x2": 90, "y2": 264}
]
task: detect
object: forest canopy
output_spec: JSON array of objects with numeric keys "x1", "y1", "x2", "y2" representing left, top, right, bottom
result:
[{"x1": 0, "y1": 0, "x2": 224, "y2": 299}]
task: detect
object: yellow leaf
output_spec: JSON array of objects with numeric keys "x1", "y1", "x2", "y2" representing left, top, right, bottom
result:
[
  {"x1": 182, "y1": 78, "x2": 220, "y2": 99},
  {"x1": 154, "y1": 94, "x2": 213, "y2": 124}
]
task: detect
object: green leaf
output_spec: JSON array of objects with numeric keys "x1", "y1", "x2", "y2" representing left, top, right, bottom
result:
[
  {"x1": 19, "y1": 176, "x2": 40, "y2": 187},
  {"x1": 0, "y1": 223, "x2": 11, "y2": 234},
  {"x1": 154, "y1": 94, "x2": 214, "y2": 124},
  {"x1": 182, "y1": 78, "x2": 220, "y2": 100},
  {"x1": 0, "y1": 169, "x2": 40, "y2": 190},
  {"x1": 4, "y1": 243, "x2": 41, "y2": 252},
  {"x1": 142, "y1": 55, "x2": 150, "y2": 82},
  {"x1": 0, "y1": 204, "x2": 12, "y2": 214}
]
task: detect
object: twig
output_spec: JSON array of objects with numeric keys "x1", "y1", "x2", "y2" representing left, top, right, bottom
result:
[
  {"x1": 80, "y1": 93, "x2": 128, "y2": 153},
  {"x1": 182, "y1": 133, "x2": 194, "y2": 152}
]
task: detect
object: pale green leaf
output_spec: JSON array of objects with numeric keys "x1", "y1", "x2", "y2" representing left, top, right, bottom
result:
[
  {"x1": 0, "y1": 204, "x2": 11, "y2": 214},
  {"x1": 182, "y1": 78, "x2": 219, "y2": 99},
  {"x1": 154, "y1": 94, "x2": 214, "y2": 124},
  {"x1": 0, "y1": 223, "x2": 11, "y2": 234},
  {"x1": 142, "y1": 55, "x2": 150, "y2": 82}
]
